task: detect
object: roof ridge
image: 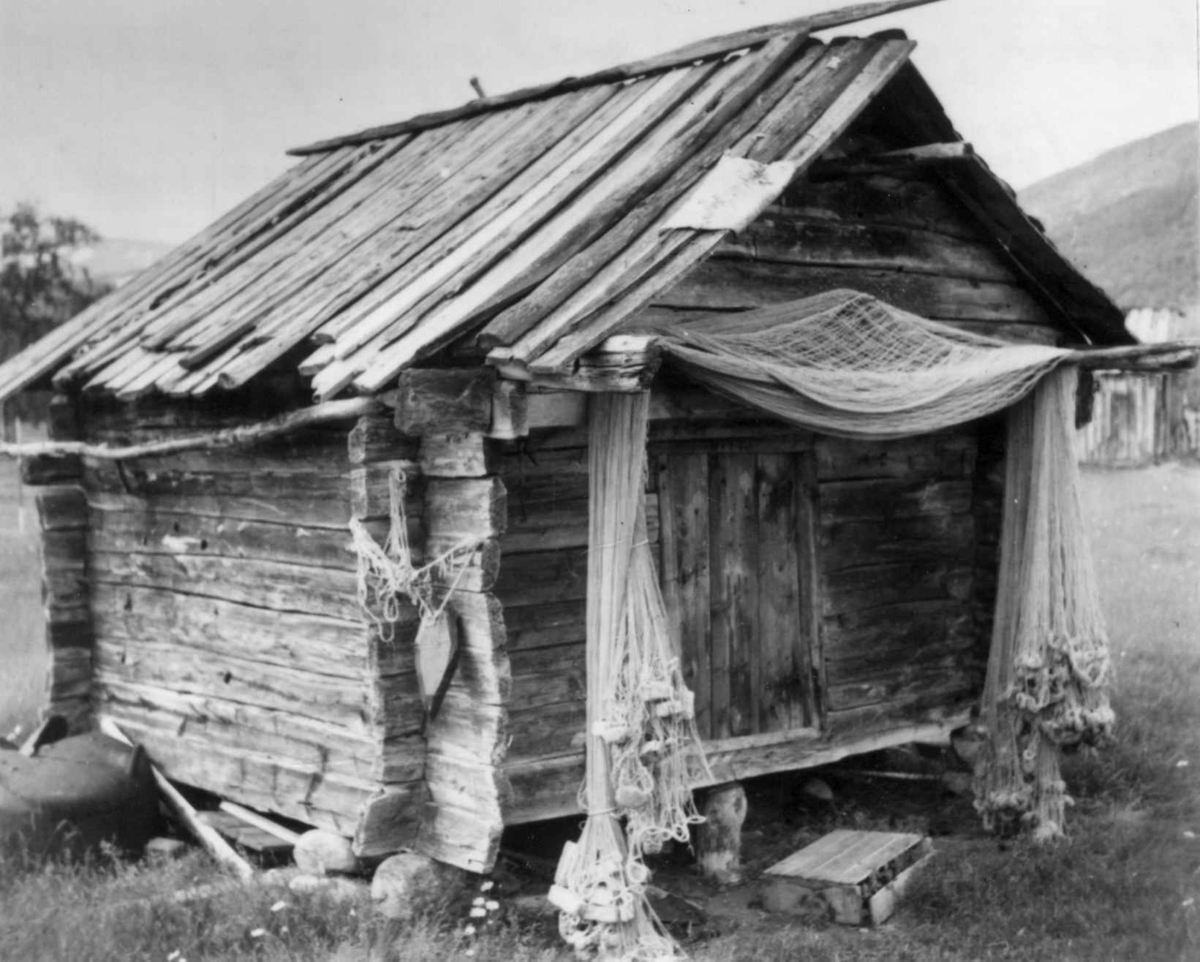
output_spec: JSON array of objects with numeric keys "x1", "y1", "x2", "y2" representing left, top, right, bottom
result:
[{"x1": 288, "y1": 0, "x2": 940, "y2": 156}]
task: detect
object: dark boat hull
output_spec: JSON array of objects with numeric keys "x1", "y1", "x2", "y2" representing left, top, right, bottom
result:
[{"x1": 0, "y1": 731, "x2": 160, "y2": 859}]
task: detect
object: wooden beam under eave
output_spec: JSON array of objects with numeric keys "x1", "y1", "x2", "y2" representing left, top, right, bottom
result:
[
  {"x1": 808, "y1": 141, "x2": 974, "y2": 180},
  {"x1": 1065, "y1": 340, "x2": 1200, "y2": 373}
]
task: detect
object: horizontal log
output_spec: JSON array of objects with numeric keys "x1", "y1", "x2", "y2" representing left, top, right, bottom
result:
[
  {"x1": 415, "y1": 799, "x2": 503, "y2": 874},
  {"x1": 94, "y1": 642, "x2": 374, "y2": 730},
  {"x1": 47, "y1": 618, "x2": 93, "y2": 650},
  {"x1": 821, "y1": 562, "x2": 973, "y2": 615},
  {"x1": 495, "y1": 547, "x2": 589, "y2": 608},
  {"x1": 719, "y1": 206, "x2": 1017, "y2": 283},
  {"x1": 782, "y1": 174, "x2": 987, "y2": 242},
  {"x1": 394, "y1": 368, "x2": 496, "y2": 435},
  {"x1": 826, "y1": 664, "x2": 978, "y2": 711},
  {"x1": 822, "y1": 599, "x2": 976, "y2": 664},
  {"x1": 86, "y1": 488, "x2": 359, "y2": 530},
  {"x1": 48, "y1": 647, "x2": 92, "y2": 700},
  {"x1": 816, "y1": 431, "x2": 976, "y2": 481},
  {"x1": 89, "y1": 507, "x2": 363, "y2": 571},
  {"x1": 348, "y1": 414, "x2": 419, "y2": 465},
  {"x1": 2, "y1": 397, "x2": 380, "y2": 461},
  {"x1": 90, "y1": 582, "x2": 396, "y2": 677},
  {"x1": 96, "y1": 693, "x2": 388, "y2": 784},
  {"x1": 419, "y1": 433, "x2": 501, "y2": 478},
  {"x1": 506, "y1": 701, "x2": 587, "y2": 760},
  {"x1": 425, "y1": 477, "x2": 507, "y2": 540},
  {"x1": 354, "y1": 785, "x2": 424, "y2": 860},
  {"x1": 102, "y1": 708, "x2": 387, "y2": 837},
  {"x1": 819, "y1": 514, "x2": 975, "y2": 571},
  {"x1": 89, "y1": 549, "x2": 363, "y2": 622},
  {"x1": 1065, "y1": 340, "x2": 1200, "y2": 372},
  {"x1": 35, "y1": 486, "x2": 88, "y2": 530},
  {"x1": 502, "y1": 711, "x2": 971, "y2": 824},
  {"x1": 819, "y1": 478, "x2": 973, "y2": 522},
  {"x1": 501, "y1": 495, "x2": 659, "y2": 554},
  {"x1": 20, "y1": 454, "x2": 81, "y2": 486},
  {"x1": 806, "y1": 140, "x2": 975, "y2": 179},
  {"x1": 502, "y1": 599, "x2": 587, "y2": 651},
  {"x1": 507, "y1": 643, "x2": 586, "y2": 710},
  {"x1": 83, "y1": 456, "x2": 354, "y2": 511},
  {"x1": 659, "y1": 258, "x2": 1055, "y2": 325}
]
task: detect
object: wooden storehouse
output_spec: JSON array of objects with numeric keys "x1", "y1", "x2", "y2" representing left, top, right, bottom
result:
[
  {"x1": 1076, "y1": 309, "x2": 1200, "y2": 465},
  {"x1": 0, "y1": 1, "x2": 1142, "y2": 873}
]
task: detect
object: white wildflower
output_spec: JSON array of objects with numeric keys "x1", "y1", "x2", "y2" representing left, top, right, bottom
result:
[
  {"x1": 480, "y1": 880, "x2": 495, "y2": 892},
  {"x1": 250, "y1": 928, "x2": 266, "y2": 939},
  {"x1": 472, "y1": 896, "x2": 486, "y2": 906},
  {"x1": 469, "y1": 906, "x2": 487, "y2": 918},
  {"x1": 1178, "y1": 760, "x2": 1190, "y2": 768},
  {"x1": 463, "y1": 924, "x2": 477, "y2": 937},
  {"x1": 167, "y1": 952, "x2": 181, "y2": 961},
  {"x1": 485, "y1": 900, "x2": 500, "y2": 911},
  {"x1": 270, "y1": 900, "x2": 288, "y2": 912}
]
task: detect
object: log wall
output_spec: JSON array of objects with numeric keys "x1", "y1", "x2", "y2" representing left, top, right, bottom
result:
[
  {"x1": 19, "y1": 394, "x2": 93, "y2": 731},
  {"x1": 500, "y1": 387, "x2": 999, "y2": 824},
  {"x1": 77, "y1": 390, "x2": 426, "y2": 846},
  {"x1": 650, "y1": 173, "x2": 1065, "y2": 346}
]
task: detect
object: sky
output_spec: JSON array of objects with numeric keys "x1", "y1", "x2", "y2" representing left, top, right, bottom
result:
[{"x1": 1, "y1": 0, "x2": 1196, "y2": 245}]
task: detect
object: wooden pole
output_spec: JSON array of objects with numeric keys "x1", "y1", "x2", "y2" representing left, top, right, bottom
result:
[
  {"x1": 97, "y1": 717, "x2": 255, "y2": 881},
  {"x1": 0, "y1": 396, "x2": 382, "y2": 461}
]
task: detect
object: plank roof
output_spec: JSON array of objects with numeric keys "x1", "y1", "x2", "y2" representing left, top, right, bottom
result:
[{"x1": 0, "y1": 0, "x2": 1129, "y2": 405}]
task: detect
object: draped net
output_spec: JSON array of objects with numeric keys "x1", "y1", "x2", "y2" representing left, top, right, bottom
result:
[{"x1": 660, "y1": 289, "x2": 1068, "y2": 438}]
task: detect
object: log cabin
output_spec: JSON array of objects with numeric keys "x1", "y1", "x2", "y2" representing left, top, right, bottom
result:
[{"x1": 3, "y1": 0, "x2": 1183, "y2": 878}]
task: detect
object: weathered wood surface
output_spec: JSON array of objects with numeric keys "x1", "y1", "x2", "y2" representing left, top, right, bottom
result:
[
  {"x1": 393, "y1": 368, "x2": 496, "y2": 435},
  {"x1": 655, "y1": 452, "x2": 713, "y2": 738},
  {"x1": 502, "y1": 708, "x2": 968, "y2": 824},
  {"x1": 78, "y1": 396, "x2": 429, "y2": 854},
  {"x1": 659, "y1": 259, "x2": 1053, "y2": 326}
]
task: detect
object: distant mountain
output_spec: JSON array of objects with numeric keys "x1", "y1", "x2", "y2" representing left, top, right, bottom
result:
[
  {"x1": 67, "y1": 238, "x2": 173, "y2": 289},
  {"x1": 1019, "y1": 122, "x2": 1199, "y2": 332}
]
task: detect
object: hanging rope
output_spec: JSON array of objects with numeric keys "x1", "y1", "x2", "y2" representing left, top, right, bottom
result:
[
  {"x1": 550, "y1": 392, "x2": 710, "y2": 962},
  {"x1": 349, "y1": 464, "x2": 480, "y2": 641}
]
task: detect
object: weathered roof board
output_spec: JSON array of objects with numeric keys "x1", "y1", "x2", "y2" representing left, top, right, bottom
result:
[{"x1": 0, "y1": 0, "x2": 1128, "y2": 406}]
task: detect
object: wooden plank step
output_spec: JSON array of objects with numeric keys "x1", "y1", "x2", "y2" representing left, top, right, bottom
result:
[{"x1": 197, "y1": 809, "x2": 296, "y2": 856}]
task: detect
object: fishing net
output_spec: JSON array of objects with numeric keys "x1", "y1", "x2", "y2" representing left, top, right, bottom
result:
[
  {"x1": 348, "y1": 464, "x2": 481, "y2": 641},
  {"x1": 550, "y1": 392, "x2": 710, "y2": 962},
  {"x1": 972, "y1": 369, "x2": 1114, "y2": 840},
  {"x1": 660, "y1": 289, "x2": 1068, "y2": 439}
]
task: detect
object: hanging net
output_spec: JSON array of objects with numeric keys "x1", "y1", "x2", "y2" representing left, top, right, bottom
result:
[
  {"x1": 550, "y1": 392, "x2": 711, "y2": 962},
  {"x1": 973, "y1": 369, "x2": 1114, "y2": 840},
  {"x1": 659, "y1": 289, "x2": 1068, "y2": 439},
  {"x1": 348, "y1": 463, "x2": 482, "y2": 641}
]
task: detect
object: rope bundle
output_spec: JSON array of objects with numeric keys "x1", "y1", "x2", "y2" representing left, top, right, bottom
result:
[
  {"x1": 348, "y1": 464, "x2": 480, "y2": 640},
  {"x1": 552, "y1": 393, "x2": 709, "y2": 961}
]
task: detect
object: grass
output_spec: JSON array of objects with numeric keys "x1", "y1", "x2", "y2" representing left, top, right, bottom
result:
[{"x1": 0, "y1": 464, "x2": 1197, "y2": 960}]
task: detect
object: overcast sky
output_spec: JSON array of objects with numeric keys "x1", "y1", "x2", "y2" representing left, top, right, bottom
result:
[{"x1": 2, "y1": 0, "x2": 1196, "y2": 244}]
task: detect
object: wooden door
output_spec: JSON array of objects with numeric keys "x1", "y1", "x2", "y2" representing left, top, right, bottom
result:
[{"x1": 655, "y1": 444, "x2": 820, "y2": 741}]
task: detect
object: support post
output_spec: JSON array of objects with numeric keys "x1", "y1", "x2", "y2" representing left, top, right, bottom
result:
[{"x1": 696, "y1": 782, "x2": 747, "y2": 884}]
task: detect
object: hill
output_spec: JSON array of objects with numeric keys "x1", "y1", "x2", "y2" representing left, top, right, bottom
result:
[{"x1": 1019, "y1": 122, "x2": 1199, "y2": 328}]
